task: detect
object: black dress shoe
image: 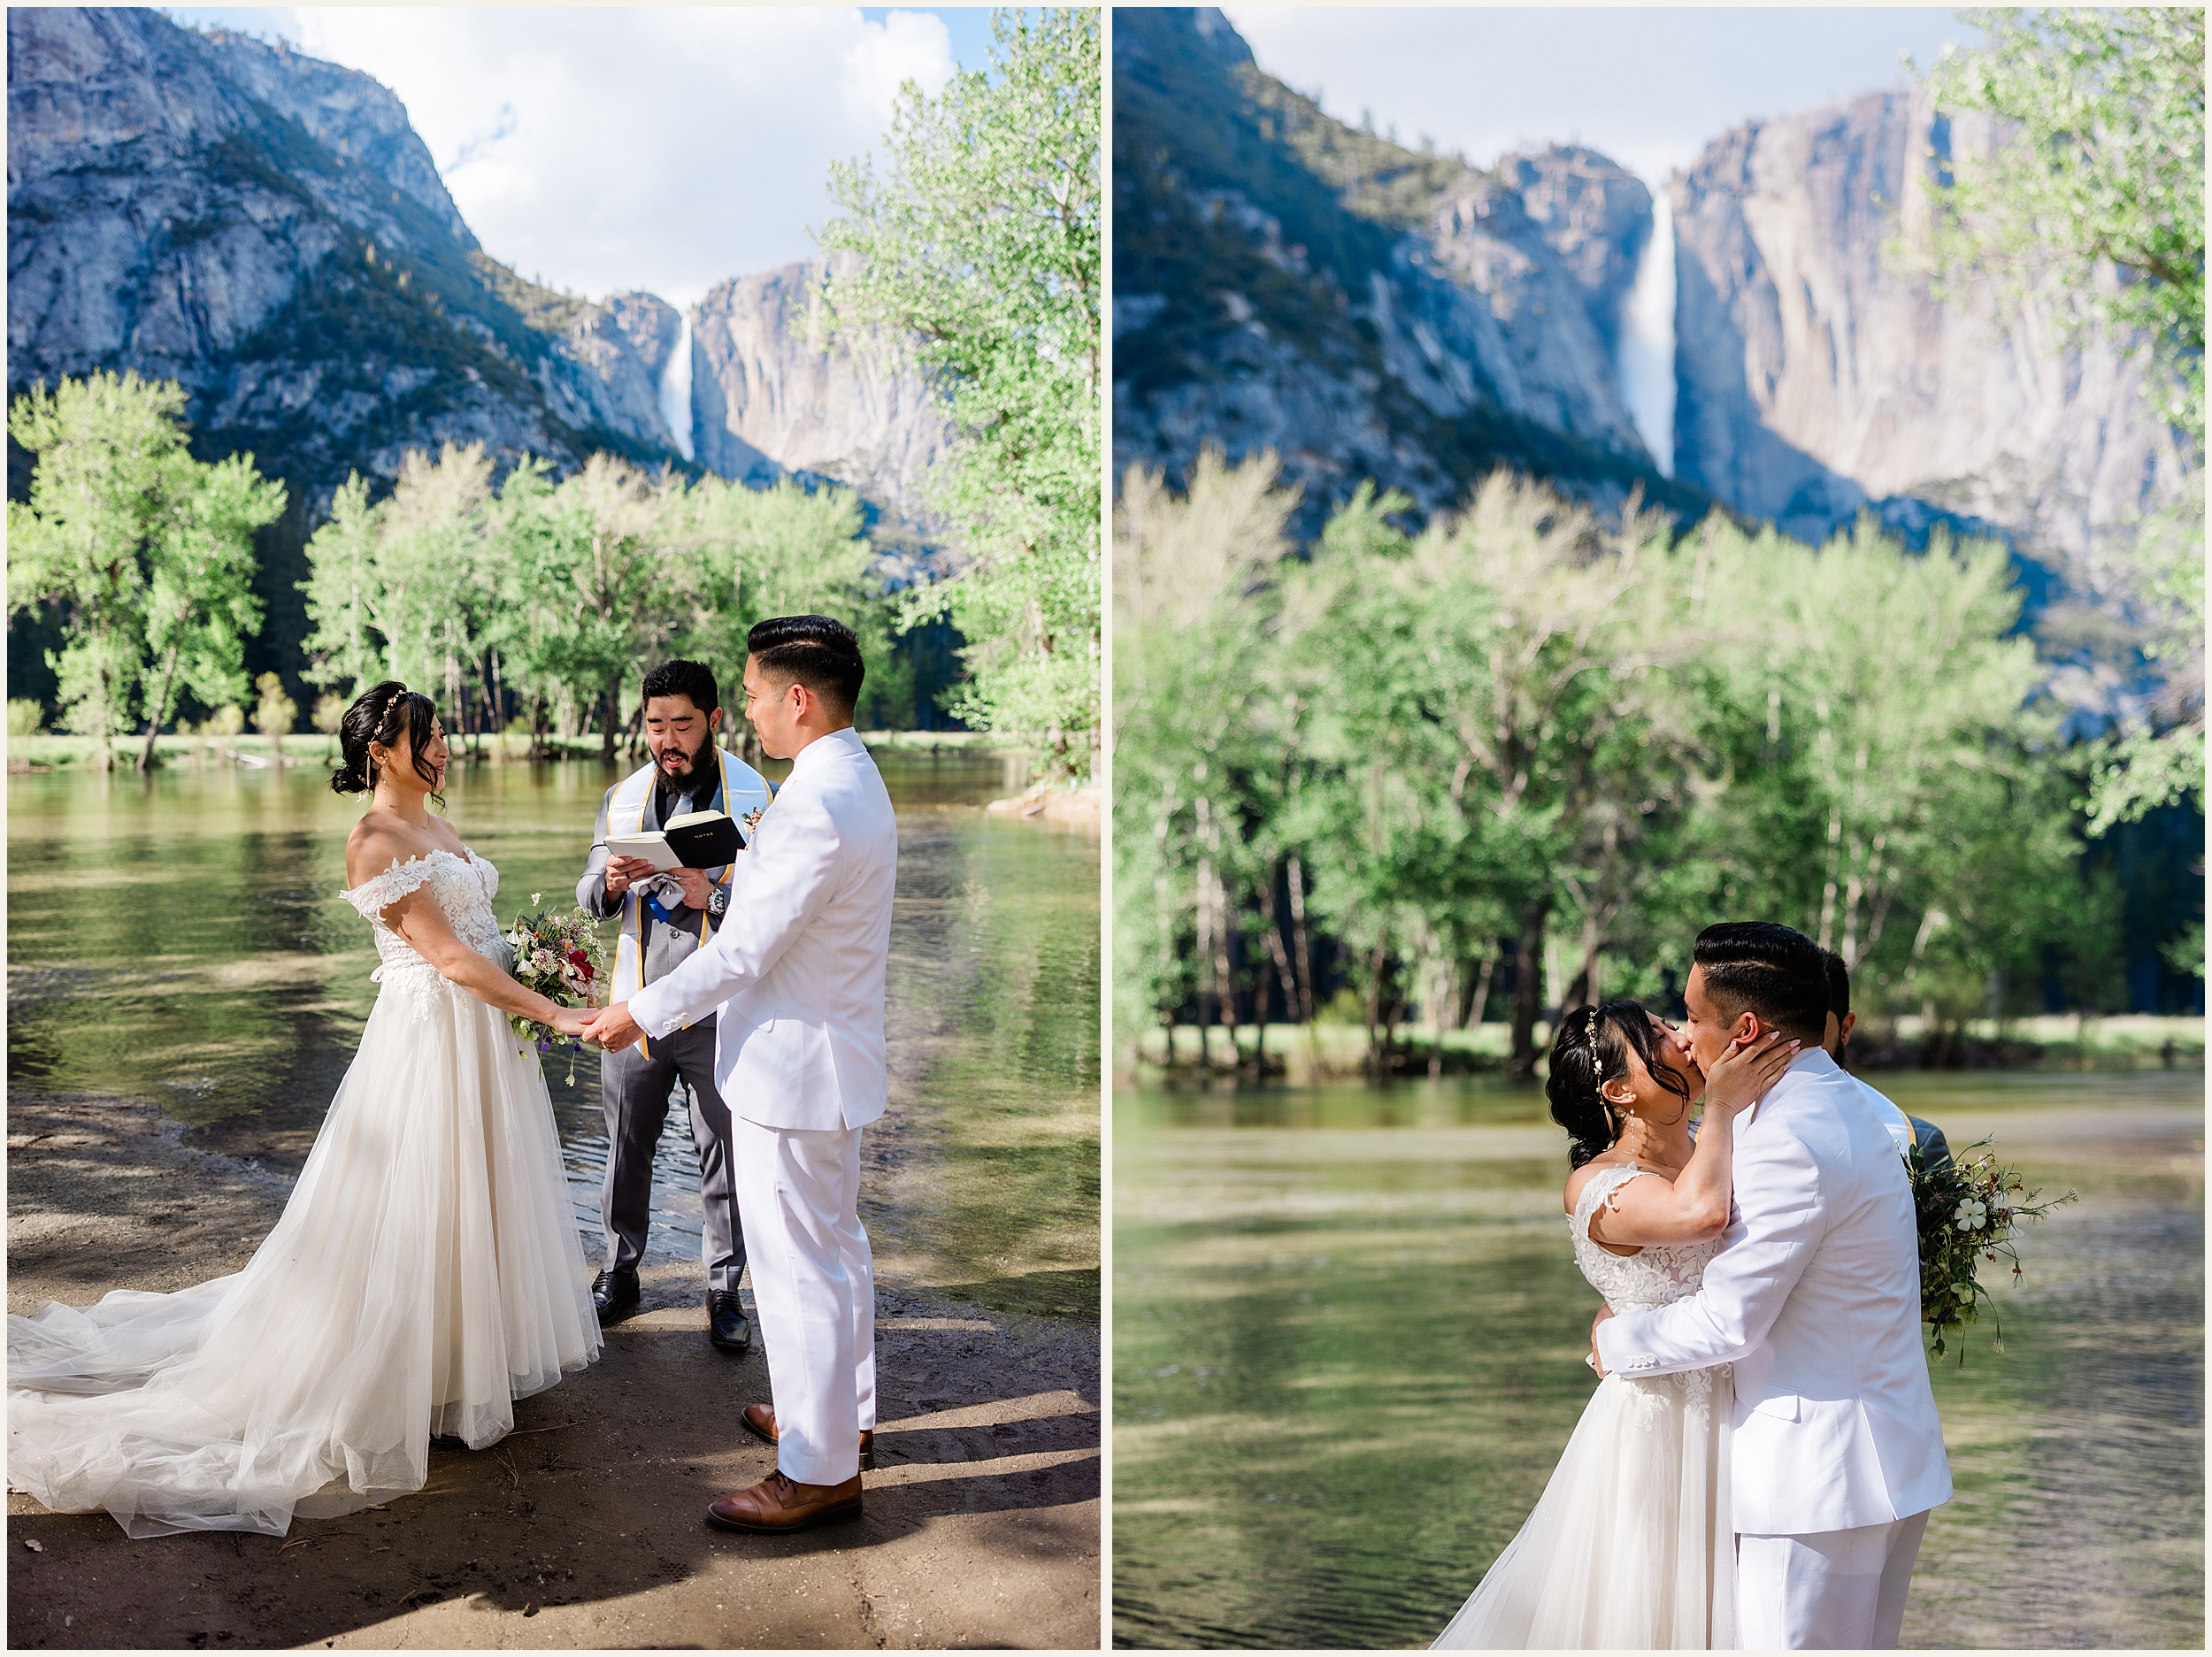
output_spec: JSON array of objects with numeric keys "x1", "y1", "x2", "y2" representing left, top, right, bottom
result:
[
  {"x1": 591, "y1": 1267, "x2": 641, "y2": 1326},
  {"x1": 708, "y1": 1289, "x2": 752, "y2": 1354}
]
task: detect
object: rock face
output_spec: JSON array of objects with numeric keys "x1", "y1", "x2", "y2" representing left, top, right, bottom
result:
[
  {"x1": 546, "y1": 291, "x2": 681, "y2": 455},
  {"x1": 1671, "y1": 89, "x2": 2189, "y2": 558},
  {"x1": 1112, "y1": 7, "x2": 1695, "y2": 538},
  {"x1": 1116, "y1": 9, "x2": 2191, "y2": 565},
  {"x1": 688, "y1": 259, "x2": 945, "y2": 518},
  {"x1": 6, "y1": 6, "x2": 681, "y2": 502}
]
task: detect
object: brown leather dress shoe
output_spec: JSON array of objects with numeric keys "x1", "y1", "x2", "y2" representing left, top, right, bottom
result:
[
  {"x1": 705, "y1": 1469, "x2": 862, "y2": 1533},
  {"x1": 740, "y1": 1402, "x2": 875, "y2": 1470}
]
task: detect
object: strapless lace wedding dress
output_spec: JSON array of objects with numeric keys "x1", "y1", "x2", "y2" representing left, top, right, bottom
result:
[
  {"x1": 7, "y1": 849, "x2": 601, "y2": 1538},
  {"x1": 1432, "y1": 1162, "x2": 1735, "y2": 1649}
]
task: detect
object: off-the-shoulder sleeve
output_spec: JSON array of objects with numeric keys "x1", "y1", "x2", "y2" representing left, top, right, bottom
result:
[
  {"x1": 342, "y1": 858, "x2": 437, "y2": 923},
  {"x1": 1571, "y1": 1162, "x2": 1656, "y2": 1240}
]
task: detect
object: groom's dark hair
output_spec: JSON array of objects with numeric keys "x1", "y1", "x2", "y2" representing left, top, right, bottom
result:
[
  {"x1": 749, "y1": 615, "x2": 864, "y2": 719},
  {"x1": 1694, "y1": 921, "x2": 1830, "y2": 1040}
]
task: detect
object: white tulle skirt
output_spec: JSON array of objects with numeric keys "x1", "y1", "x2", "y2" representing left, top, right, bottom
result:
[
  {"x1": 7, "y1": 975, "x2": 602, "y2": 1538},
  {"x1": 1433, "y1": 1364, "x2": 1735, "y2": 1650}
]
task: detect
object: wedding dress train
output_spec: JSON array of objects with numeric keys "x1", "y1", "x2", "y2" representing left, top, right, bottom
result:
[
  {"x1": 7, "y1": 849, "x2": 601, "y2": 1538},
  {"x1": 1432, "y1": 1162, "x2": 1735, "y2": 1649}
]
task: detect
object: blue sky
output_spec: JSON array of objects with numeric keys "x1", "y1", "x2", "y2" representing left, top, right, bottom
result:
[
  {"x1": 164, "y1": 8, "x2": 1002, "y2": 305},
  {"x1": 1220, "y1": 7, "x2": 1985, "y2": 183}
]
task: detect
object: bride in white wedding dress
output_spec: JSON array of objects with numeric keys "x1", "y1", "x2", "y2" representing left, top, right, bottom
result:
[
  {"x1": 8, "y1": 684, "x2": 603, "y2": 1538},
  {"x1": 1432, "y1": 1001, "x2": 1794, "y2": 1650}
]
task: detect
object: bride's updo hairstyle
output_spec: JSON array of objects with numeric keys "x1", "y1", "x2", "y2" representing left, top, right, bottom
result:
[
  {"x1": 332, "y1": 680, "x2": 442, "y2": 803},
  {"x1": 1547, "y1": 999, "x2": 1694, "y2": 1168}
]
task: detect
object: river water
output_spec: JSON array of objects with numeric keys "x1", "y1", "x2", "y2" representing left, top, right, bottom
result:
[
  {"x1": 1114, "y1": 1070, "x2": 2203, "y2": 1649},
  {"x1": 6, "y1": 750, "x2": 1099, "y2": 1322}
]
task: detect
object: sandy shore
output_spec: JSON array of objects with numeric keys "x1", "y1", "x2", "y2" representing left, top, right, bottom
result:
[{"x1": 5, "y1": 1091, "x2": 1102, "y2": 1650}]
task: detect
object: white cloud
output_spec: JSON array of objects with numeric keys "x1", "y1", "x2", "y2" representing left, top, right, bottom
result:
[
  {"x1": 1219, "y1": 6, "x2": 1983, "y2": 186},
  {"x1": 254, "y1": 7, "x2": 958, "y2": 308}
]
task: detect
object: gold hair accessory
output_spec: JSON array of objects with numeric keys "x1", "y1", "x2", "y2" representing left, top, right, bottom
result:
[{"x1": 1586, "y1": 1008, "x2": 1601, "y2": 1050}]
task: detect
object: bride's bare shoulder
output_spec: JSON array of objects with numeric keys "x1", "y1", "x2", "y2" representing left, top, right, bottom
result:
[
  {"x1": 1564, "y1": 1151, "x2": 1662, "y2": 1215},
  {"x1": 346, "y1": 812, "x2": 423, "y2": 886}
]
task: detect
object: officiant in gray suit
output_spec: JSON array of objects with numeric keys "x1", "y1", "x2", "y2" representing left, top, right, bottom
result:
[{"x1": 577, "y1": 659, "x2": 773, "y2": 1350}]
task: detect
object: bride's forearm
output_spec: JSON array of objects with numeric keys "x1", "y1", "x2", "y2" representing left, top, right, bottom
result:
[
  {"x1": 432, "y1": 946, "x2": 563, "y2": 1024},
  {"x1": 1668, "y1": 1122, "x2": 1732, "y2": 1235}
]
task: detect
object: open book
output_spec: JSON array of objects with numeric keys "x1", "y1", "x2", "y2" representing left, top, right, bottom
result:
[{"x1": 606, "y1": 809, "x2": 746, "y2": 871}]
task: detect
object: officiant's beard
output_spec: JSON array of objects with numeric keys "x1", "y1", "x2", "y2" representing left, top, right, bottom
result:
[{"x1": 656, "y1": 731, "x2": 711, "y2": 784}]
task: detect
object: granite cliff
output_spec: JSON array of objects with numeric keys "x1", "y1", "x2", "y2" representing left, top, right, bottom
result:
[
  {"x1": 1115, "y1": 6, "x2": 2190, "y2": 566},
  {"x1": 8, "y1": 7, "x2": 952, "y2": 692},
  {"x1": 6, "y1": 7, "x2": 687, "y2": 502},
  {"x1": 1112, "y1": 6, "x2": 1702, "y2": 537},
  {"x1": 688, "y1": 259, "x2": 945, "y2": 521},
  {"x1": 1670, "y1": 88, "x2": 2189, "y2": 561}
]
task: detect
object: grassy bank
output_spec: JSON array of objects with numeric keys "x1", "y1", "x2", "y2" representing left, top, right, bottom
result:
[
  {"x1": 6, "y1": 728, "x2": 1005, "y2": 771},
  {"x1": 1127, "y1": 1013, "x2": 2207, "y2": 1083}
]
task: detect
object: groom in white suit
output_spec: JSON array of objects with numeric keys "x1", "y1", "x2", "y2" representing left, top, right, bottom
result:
[
  {"x1": 1594, "y1": 921, "x2": 1950, "y2": 1649},
  {"x1": 584, "y1": 615, "x2": 897, "y2": 1534}
]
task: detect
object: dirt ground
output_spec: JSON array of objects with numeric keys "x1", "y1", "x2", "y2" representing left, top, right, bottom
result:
[{"x1": 5, "y1": 1091, "x2": 1102, "y2": 1650}]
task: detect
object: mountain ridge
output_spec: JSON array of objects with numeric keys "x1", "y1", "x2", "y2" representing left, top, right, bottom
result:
[
  {"x1": 1113, "y1": 5, "x2": 2189, "y2": 568},
  {"x1": 7, "y1": 7, "x2": 950, "y2": 697}
]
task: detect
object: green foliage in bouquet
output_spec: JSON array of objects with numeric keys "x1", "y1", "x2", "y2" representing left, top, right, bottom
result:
[
  {"x1": 504, "y1": 901, "x2": 608, "y2": 1084},
  {"x1": 1908, "y1": 1137, "x2": 2077, "y2": 1362}
]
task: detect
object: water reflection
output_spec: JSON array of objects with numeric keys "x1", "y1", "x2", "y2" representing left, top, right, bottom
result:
[
  {"x1": 6, "y1": 750, "x2": 1098, "y2": 1322},
  {"x1": 1114, "y1": 1071, "x2": 2203, "y2": 1649}
]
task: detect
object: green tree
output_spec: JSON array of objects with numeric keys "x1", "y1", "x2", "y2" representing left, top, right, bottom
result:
[
  {"x1": 821, "y1": 6, "x2": 1101, "y2": 776},
  {"x1": 1113, "y1": 449, "x2": 1298, "y2": 1064},
  {"x1": 680, "y1": 473, "x2": 914, "y2": 730},
  {"x1": 2079, "y1": 475, "x2": 2206, "y2": 836},
  {"x1": 300, "y1": 444, "x2": 501, "y2": 745},
  {"x1": 1918, "y1": 7, "x2": 2205, "y2": 443},
  {"x1": 138, "y1": 453, "x2": 285, "y2": 771},
  {"x1": 7, "y1": 372, "x2": 282, "y2": 770}
]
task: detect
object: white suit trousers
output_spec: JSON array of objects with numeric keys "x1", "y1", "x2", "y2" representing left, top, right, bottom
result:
[
  {"x1": 1737, "y1": 1509, "x2": 1928, "y2": 1650},
  {"x1": 729, "y1": 1115, "x2": 876, "y2": 1485}
]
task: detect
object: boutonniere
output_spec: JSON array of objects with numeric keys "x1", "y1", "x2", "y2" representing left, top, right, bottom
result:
[{"x1": 741, "y1": 803, "x2": 767, "y2": 835}]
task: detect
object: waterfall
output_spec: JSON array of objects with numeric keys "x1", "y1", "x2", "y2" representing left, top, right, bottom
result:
[
  {"x1": 1617, "y1": 183, "x2": 1677, "y2": 479},
  {"x1": 657, "y1": 311, "x2": 695, "y2": 462}
]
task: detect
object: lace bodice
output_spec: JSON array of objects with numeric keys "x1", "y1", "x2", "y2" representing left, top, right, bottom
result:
[
  {"x1": 341, "y1": 849, "x2": 509, "y2": 1004},
  {"x1": 1571, "y1": 1162, "x2": 1725, "y2": 1314}
]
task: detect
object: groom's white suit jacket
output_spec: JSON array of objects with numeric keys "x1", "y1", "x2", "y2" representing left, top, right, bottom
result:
[
  {"x1": 1594, "y1": 1049, "x2": 1952, "y2": 1536},
  {"x1": 629, "y1": 727, "x2": 897, "y2": 1132}
]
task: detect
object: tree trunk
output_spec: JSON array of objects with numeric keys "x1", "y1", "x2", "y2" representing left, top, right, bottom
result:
[
  {"x1": 1194, "y1": 845, "x2": 1216, "y2": 1070},
  {"x1": 1211, "y1": 865, "x2": 1236, "y2": 1070},
  {"x1": 1263, "y1": 863, "x2": 1298, "y2": 1032},
  {"x1": 1465, "y1": 952, "x2": 1495, "y2": 1031},
  {"x1": 1286, "y1": 855, "x2": 1314, "y2": 1024},
  {"x1": 601, "y1": 677, "x2": 622, "y2": 765},
  {"x1": 138, "y1": 646, "x2": 181, "y2": 773},
  {"x1": 1509, "y1": 896, "x2": 1550, "y2": 1079},
  {"x1": 1364, "y1": 939, "x2": 1392, "y2": 1082}
]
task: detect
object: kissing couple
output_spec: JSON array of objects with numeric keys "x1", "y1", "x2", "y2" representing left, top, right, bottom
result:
[
  {"x1": 1432, "y1": 921, "x2": 1950, "y2": 1651},
  {"x1": 7, "y1": 615, "x2": 896, "y2": 1542}
]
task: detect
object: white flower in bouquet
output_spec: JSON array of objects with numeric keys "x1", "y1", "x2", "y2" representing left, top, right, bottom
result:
[{"x1": 1953, "y1": 1198, "x2": 1987, "y2": 1232}]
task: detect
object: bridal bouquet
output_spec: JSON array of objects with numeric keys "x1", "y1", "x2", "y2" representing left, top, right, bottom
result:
[
  {"x1": 1908, "y1": 1137, "x2": 2076, "y2": 1362},
  {"x1": 504, "y1": 900, "x2": 608, "y2": 1081}
]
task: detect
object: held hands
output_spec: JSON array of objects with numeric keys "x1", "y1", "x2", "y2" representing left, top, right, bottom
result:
[
  {"x1": 1701, "y1": 1028, "x2": 1800, "y2": 1121},
  {"x1": 580, "y1": 1001, "x2": 644, "y2": 1054},
  {"x1": 548, "y1": 1005, "x2": 595, "y2": 1039}
]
